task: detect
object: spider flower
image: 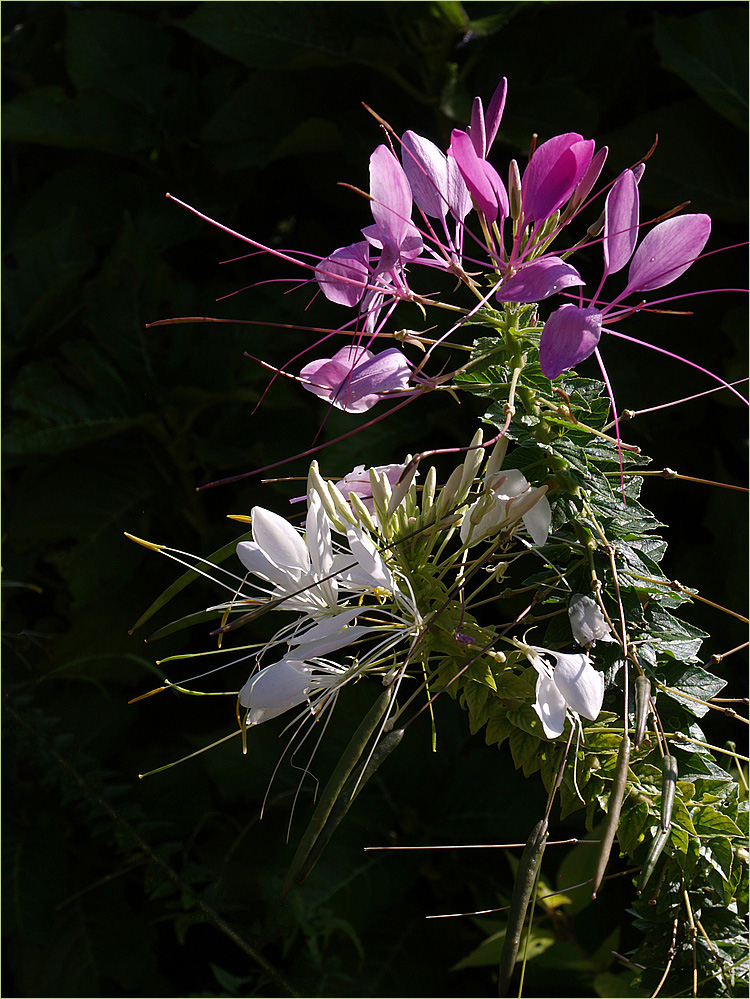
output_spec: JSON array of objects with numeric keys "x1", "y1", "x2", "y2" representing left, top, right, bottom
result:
[
  {"x1": 238, "y1": 658, "x2": 345, "y2": 726},
  {"x1": 299, "y1": 345, "x2": 413, "y2": 413},
  {"x1": 539, "y1": 168, "x2": 712, "y2": 380},
  {"x1": 237, "y1": 491, "x2": 397, "y2": 619},
  {"x1": 460, "y1": 469, "x2": 551, "y2": 548},
  {"x1": 519, "y1": 645, "x2": 605, "y2": 739}
]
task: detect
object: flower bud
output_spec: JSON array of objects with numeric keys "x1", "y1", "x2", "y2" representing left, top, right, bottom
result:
[
  {"x1": 508, "y1": 159, "x2": 522, "y2": 220},
  {"x1": 485, "y1": 435, "x2": 508, "y2": 478}
]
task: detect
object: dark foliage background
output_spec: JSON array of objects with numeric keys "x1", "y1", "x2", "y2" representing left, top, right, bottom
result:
[{"x1": 3, "y1": 3, "x2": 746, "y2": 996}]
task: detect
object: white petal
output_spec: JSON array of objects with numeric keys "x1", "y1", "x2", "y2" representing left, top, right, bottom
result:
[
  {"x1": 522, "y1": 493, "x2": 551, "y2": 546},
  {"x1": 289, "y1": 606, "x2": 365, "y2": 644},
  {"x1": 292, "y1": 625, "x2": 374, "y2": 660},
  {"x1": 252, "y1": 506, "x2": 310, "y2": 573},
  {"x1": 551, "y1": 652, "x2": 604, "y2": 721},
  {"x1": 568, "y1": 594, "x2": 613, "y2": 645},
  {"x1": 238, "y1": 660, "x2": 313, "y2": 723},
  {"x1": 306, "y1": 491, "x2": 333, "y2": 578},
  {"x1": 345, "y1": 525, "x2": 394, "y2": 591},
  {"x1": 459, "y1": 495, "x2": 509, "y2": 547},
  {"x1": 236, "y1": 541, "x2": 301, "y2": 587},
  {"x1": 533, "y1": 671, "x2": 567, "y2": 738},
  {"x1": 490, "y1": 468, "x2": 529, "y2": 498}
]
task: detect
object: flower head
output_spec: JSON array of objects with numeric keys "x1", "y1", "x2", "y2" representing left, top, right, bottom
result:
[
  {"x1": 460, "y1": 469, "x2": 551, "y2": 548},
  {"x1": 299, "y1": 345, "x2": 413, "y2": 413},
  {"x1": 519, "y1": 644, "x2": 605, "y2": 739}
]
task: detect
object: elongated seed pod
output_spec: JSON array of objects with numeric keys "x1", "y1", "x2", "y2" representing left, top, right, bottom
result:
[
  {"x1": 633, "y1": 676, "x2": 651, "y2": 748},
  {"x1": 281, "y1": 686, "x2": 393, "y2": 900},
  {"x1": 660, "y1": 754, "x2": 678, "y2": 833},
  {"x1": 498, "y1": 818, "x2": 549, "y2": 998},
  {"x1": 636, "y1": 826, "x2": 671, "y2": 892},
  {"x1": 591, "y1": 732, "x2": 631, "y2": 898},
  {"x1": 292, "y1": 727, "x2": 406, "y2": 887}
]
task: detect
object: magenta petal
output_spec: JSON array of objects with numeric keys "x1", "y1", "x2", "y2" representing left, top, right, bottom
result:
[
  {"x1": 315, "y1": 242, "x2": 370, "y2": 306},
  {"x1": 301, "y1": 346, "x2": 372, "y2": 392},
  {"x1": 369, "y1": 144, "x2": 414, "y2": 249},
  {"x1": 484, "y1": 77, "x2": 507, "y2": 153},
  {"x1": 335, "y1": 348, "x2": 412, "y2": 412},
  {"x1": 301, "y1": 346, "x2": 411, "y2": 413},
  {"x1": 603, "y1": 169, "x2": 639, "y2": 276},
  {"x1": 468, "y1": 95, "x2": 486, "y2": 157},
  {"x1": 523, "y1": 133, "x2": 595, "y2": 223},
  {"x1": 625, "y1": 214, "x2": 711, "y2": 294},
  {"x1": 495, "y1": 257, "x2": 584, "y2": 303},
  {"x1": 539, "y1": 305, "x2": 603, "y2": 379},
  {"x1": 449, "y1": 129, "x2": 507, "y2": 223}
]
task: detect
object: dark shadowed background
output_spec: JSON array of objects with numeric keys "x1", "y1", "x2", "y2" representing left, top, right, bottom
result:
[{"x1": 3, "y1": 3, "x2": 747, "y2": 996}]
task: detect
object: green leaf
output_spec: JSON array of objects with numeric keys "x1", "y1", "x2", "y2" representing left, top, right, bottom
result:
[
  {"x1": 658, "y1": 663, "x2": 726, "y2": 716},
  {"x1": 692, "y1": 804, "x2": 744, "y2": 839},
  {"x1": 128, "y1": 530, "x2": 253, "y2": 633}
]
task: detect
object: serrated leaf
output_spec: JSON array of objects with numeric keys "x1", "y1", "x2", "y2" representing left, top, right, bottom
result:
[{"x1": 692, "y1": 804, "x2": 744, "y2": 839}]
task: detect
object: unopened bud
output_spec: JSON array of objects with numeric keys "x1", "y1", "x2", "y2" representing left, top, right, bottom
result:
[
  {"x1": 634, "y1": 675, "x2": 652, "y2": 748},
  {"x1": 421, "y1": 465, "x2": 437, "y2": 516},
  {"x1": 435, "y1": 465, "x2": 465, "y2": 518},
  {"x1": 386, "y1": 459, "x2": 418, "y2": 520},
  {"x1": 508, "y1": 159, "x2": 522, "y2": 220},
  {"x1": 485, "y1": 435, "x2": 508, "y2": 478},
  {"x1": 458, "y1": 429, "x2": 485, "y2": 501},
  {"x1": 587, "y1": 210, "x2": 605, "y2": 239},
  {"x1": 346, "y1": 489, "x2": 377, "y2": 533}
]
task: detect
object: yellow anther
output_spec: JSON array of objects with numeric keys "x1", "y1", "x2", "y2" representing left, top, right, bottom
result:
[{"x1": 123, "y1": 532, "x2": 166, "y2": 552}]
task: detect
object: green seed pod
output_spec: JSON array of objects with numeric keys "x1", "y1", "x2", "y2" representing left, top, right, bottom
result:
[
  {"x1": 292, "y1": 728, "x2": 405, "y2": 887},
  {"x1": 636, "y1": 826, "x2": 671, "y2": 892},
  {"x1": 498, "y1": 817, "x2": 549, "y2": 998},
  {"x1": 633, "y1": 675, "x2": 651, "y2": 748},
  {"x1": 591, "y1": 732, "x2": 631, "y2": 898},
  {"x1": 281, "y1": 686, "x2": 393, "y2": 900},
  {"x1": 660, "y1": 754, "x2": 678, "y2": 833}
]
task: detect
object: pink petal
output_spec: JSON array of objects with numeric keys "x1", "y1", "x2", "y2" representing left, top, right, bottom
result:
[
  {"x1": 449, "y1": 129, "x2": 508, "y2": 223},
  {"x1": 539, "y1": 304, "x2": 602, "y2": 379},
  {"x1": 369, "y1": 144, "x2": 414, "y2": 249},
  {"x1": 523, "y1": 133, "x2": 595, "y2": 223},
  {"x1": 301, "y1": 346, "x2": 411, "y2": 413},
  {"x1": 484, "y1": 77, "x2": 507, "y2": 153},
  {"x1": 495, "y1": 257, "x2": 584, "y2": 303},
  {"x1": 603, "y1": 169, "x2": 639, "y2": 276},
  {"x1": 625, "y1": 214, "x2": 711, "y2": 294},
  {"x1": 315, "y1": 242, "x2": 370, "y2": 306},
  {"x1": 401, "y1": 131, "x2": 450, "y2": 218}
]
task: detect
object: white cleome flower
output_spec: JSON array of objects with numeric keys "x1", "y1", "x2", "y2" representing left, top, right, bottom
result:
[
  {"x1": 236, "y1": 492, "x2": 400, "y2": 619},
  {"x1": 568, "y1": 593, "x2": 614, "y2": 646},
  {"x1": 460, "y1": 469, "x2": 551, "y2": 548},
  {"x1": 238, "y1": 658, "x2": 346, "y2": 727},
  {"x1": 520, "y1": 645, "x2": 605, "y2": 739}
]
